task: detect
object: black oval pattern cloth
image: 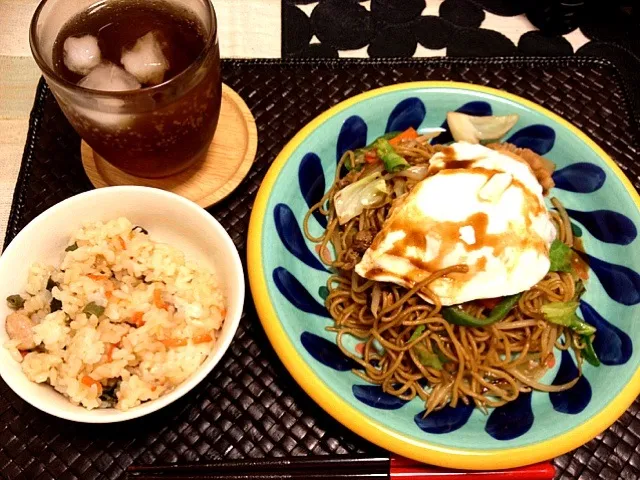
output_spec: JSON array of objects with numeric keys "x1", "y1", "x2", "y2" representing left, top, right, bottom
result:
[
  {"x1": 282, "y1": 0, "x2": 638, "y2": 64},
  {"x1": 282, "y1": 0, "x2": 640, "y2": 136}
]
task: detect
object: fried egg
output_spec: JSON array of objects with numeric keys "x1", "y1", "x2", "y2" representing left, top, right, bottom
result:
[{"x1": 355, "y1": 142, "x2": 556, "y2": 306}]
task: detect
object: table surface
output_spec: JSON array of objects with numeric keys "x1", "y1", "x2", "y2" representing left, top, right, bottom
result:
[{"x1": 0, "y1": 0, "x2": 601, "y2": 243}]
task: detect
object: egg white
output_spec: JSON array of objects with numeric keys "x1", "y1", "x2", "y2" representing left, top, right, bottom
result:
[{"x1": 355, "y1": 142, "x2": 556, "y2": 306}]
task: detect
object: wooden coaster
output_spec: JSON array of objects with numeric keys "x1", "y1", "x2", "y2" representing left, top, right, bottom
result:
[{"x1": 81, "y1": 83, "x2": 257, "y2": 208}]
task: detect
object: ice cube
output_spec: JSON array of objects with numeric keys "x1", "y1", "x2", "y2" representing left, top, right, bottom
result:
[
  {"x1": 78, "y1": 62, "x2": 141, "y2": 91},
  {"x1": 121, "y1": 31, "x2": 169, "y2": 85},
  {"x1": 63, "y1": 35, "x2": 102, "y2": 76},
  {"x1": 73, "y1": 101, "x2": 132, "y2": 130}
]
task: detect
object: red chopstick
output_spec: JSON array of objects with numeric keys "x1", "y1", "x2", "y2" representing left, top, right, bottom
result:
[
  {"x1": 127, "y1": 454, "x2": 555, "y2": 479},
  {"x1": 390, "y1": 456, "x2": 555, "y2": 479}
]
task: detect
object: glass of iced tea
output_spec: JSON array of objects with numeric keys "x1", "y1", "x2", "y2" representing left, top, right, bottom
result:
[{"x1": 30, "y1": 0, "x2": 222, "y2": 178}]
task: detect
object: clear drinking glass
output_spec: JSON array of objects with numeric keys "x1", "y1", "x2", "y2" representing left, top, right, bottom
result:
[{"x1": 30, "y1": 0, "x2": 222, "y2": 178}]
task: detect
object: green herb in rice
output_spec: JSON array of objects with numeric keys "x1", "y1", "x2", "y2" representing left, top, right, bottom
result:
[
  {"x1": 83, "y1": 302, "x2": 105, "y2": 318},
  {"x1": 6, "y1": 295, "x2": 25, "y2": 309}
]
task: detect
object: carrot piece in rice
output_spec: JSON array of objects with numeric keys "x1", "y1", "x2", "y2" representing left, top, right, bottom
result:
[
  {"x1": 81, "y1": 376, "x2": 103, "y2": 395},
  {"x1": 105, "y1": 343, "x2": 116, "y2": 362},
  {"x1": 153, "y1": 289, "x2": 168, "y2": 310},
  {"x1": 161, "y1": 338, "x2": 188, "y2": 347},
  {"x1": 131, "y1": 311, "x2": 145, "y2": 327},
  {"x1": 87, "y1": 274, "x2": 108, "y2": 281},
  {"x1": 193, "y1": 333, "x2": 213, "y2": 344}
]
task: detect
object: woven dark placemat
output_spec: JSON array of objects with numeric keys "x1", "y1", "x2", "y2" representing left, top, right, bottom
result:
[{"x1": 3, "y1": 57, "x2": 640, "y2": 480}]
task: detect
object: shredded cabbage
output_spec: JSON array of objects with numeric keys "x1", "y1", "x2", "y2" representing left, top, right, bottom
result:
[
  {"x1": 334, "y1": 173, "x2": 389, "y2": 225},
  {"x1": 541, "y1": 301, "x2": 596, "y2": 336}
]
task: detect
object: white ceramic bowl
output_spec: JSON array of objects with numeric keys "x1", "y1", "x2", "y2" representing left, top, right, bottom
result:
[{"x1": 0, "y1": 186, "x2": 244, "y2": 423}]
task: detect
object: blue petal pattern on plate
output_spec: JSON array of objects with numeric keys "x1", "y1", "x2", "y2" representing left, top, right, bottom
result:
[
  {"x1": 273, "y1": 267, "x2": 330, "y2": 317},
  {"x1": 414, "y1": 404, "x2": 474, "y2": 434},
  {"x1": 550, "y1": 350, "x2": 591, "y2": 414},
  {"x1": 337, "y1": 115, "x2": 367, "y2": 162},
  {"x1": 565, "y1": 208, "x2": 637, "y2": 245},
  {"x1": 299, "y1": 152, "x2": 327, "y2": 228},
  {"x1": 580, "y1": 300, "x2": 632, "y2": 365},
  {"x1": 274, "y1": 204, "x2": 327, "y2": 272},
  {"x1": 301, "y1": 332, "x2": 358, "y2": 371},
  {"x1": 582, "y1": 253, "x2": 640, "y2": 306},
  {"x1": 506, "y1": 125, "x2": 555, "y2": 155},
  {"x1": 353, "y1": 385, "x2": 408, "y2": 410},
  {"x1": 432, "y1": 101, "x2": 492, "y2": 145},
  {"x1": 385, "y1": 97, "x2": 426, "y2": 133},
  {"x1": 485, "y1": 392, "x2": 534, "y2": 440},
  {"x1": 552, "y1": 163, "x2": 606, "y2": 193}
]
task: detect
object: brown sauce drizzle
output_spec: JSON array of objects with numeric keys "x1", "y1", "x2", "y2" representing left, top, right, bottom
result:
[
  {"x1": 362, "y1": 200, "x2": 547, "y2": 286},
  {"x1": 430, "y1": 160, "x2": 476, "y2": 174},
  {"x1": 572, "y1": 237, "x2": 589, "y2": 280},
  {"x1": 439, "y1": 146, "x2": 457, "y2": 161},
  {"x1": 362, "y1": 152, "x2": 551, "y2": 291}
]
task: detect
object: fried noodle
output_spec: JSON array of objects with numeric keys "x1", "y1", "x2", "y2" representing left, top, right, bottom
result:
[{"x1": 303, "y1": 138, "x2": 587, "y2": 415}]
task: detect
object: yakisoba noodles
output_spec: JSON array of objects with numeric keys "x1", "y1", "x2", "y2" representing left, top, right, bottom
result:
[{"x1": 303, "y1": 123, "x2": 598, "y2": 415}]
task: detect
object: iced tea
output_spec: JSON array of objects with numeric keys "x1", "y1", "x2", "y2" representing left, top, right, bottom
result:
[{"x1": 33, "y1": 0, "x2": 221, "y2": 178}]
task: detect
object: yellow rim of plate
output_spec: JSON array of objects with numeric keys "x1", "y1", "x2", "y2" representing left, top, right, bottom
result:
[{"x1": 247, "y1": 81, "x2": 640, "y2": 470}]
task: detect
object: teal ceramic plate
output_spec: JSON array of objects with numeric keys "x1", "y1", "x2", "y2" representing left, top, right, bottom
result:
[{"x1": 247, "y1": 82, "x2": 640, "y2": 469}]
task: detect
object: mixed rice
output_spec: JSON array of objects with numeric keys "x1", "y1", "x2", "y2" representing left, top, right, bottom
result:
[{"x1": 4, "y1": 217, "x2": 225, "y2": 410}]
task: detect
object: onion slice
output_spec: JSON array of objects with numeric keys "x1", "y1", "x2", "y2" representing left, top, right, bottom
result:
[
  {"x1": 447, "y1": 112, "x2": 519, "y2": 144},
  {"x1": 334, "y1": 173, "x2": 389, "y2": 224},
  {"x1": 506, "y1": 366, "x2": 579, "y2": 392},
  {"x1": 393, "y1": 165, "x2": 429, "y2": 181},
  {"x1": 417, "y1": 127, "x2": 446, "y2": 142}
]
